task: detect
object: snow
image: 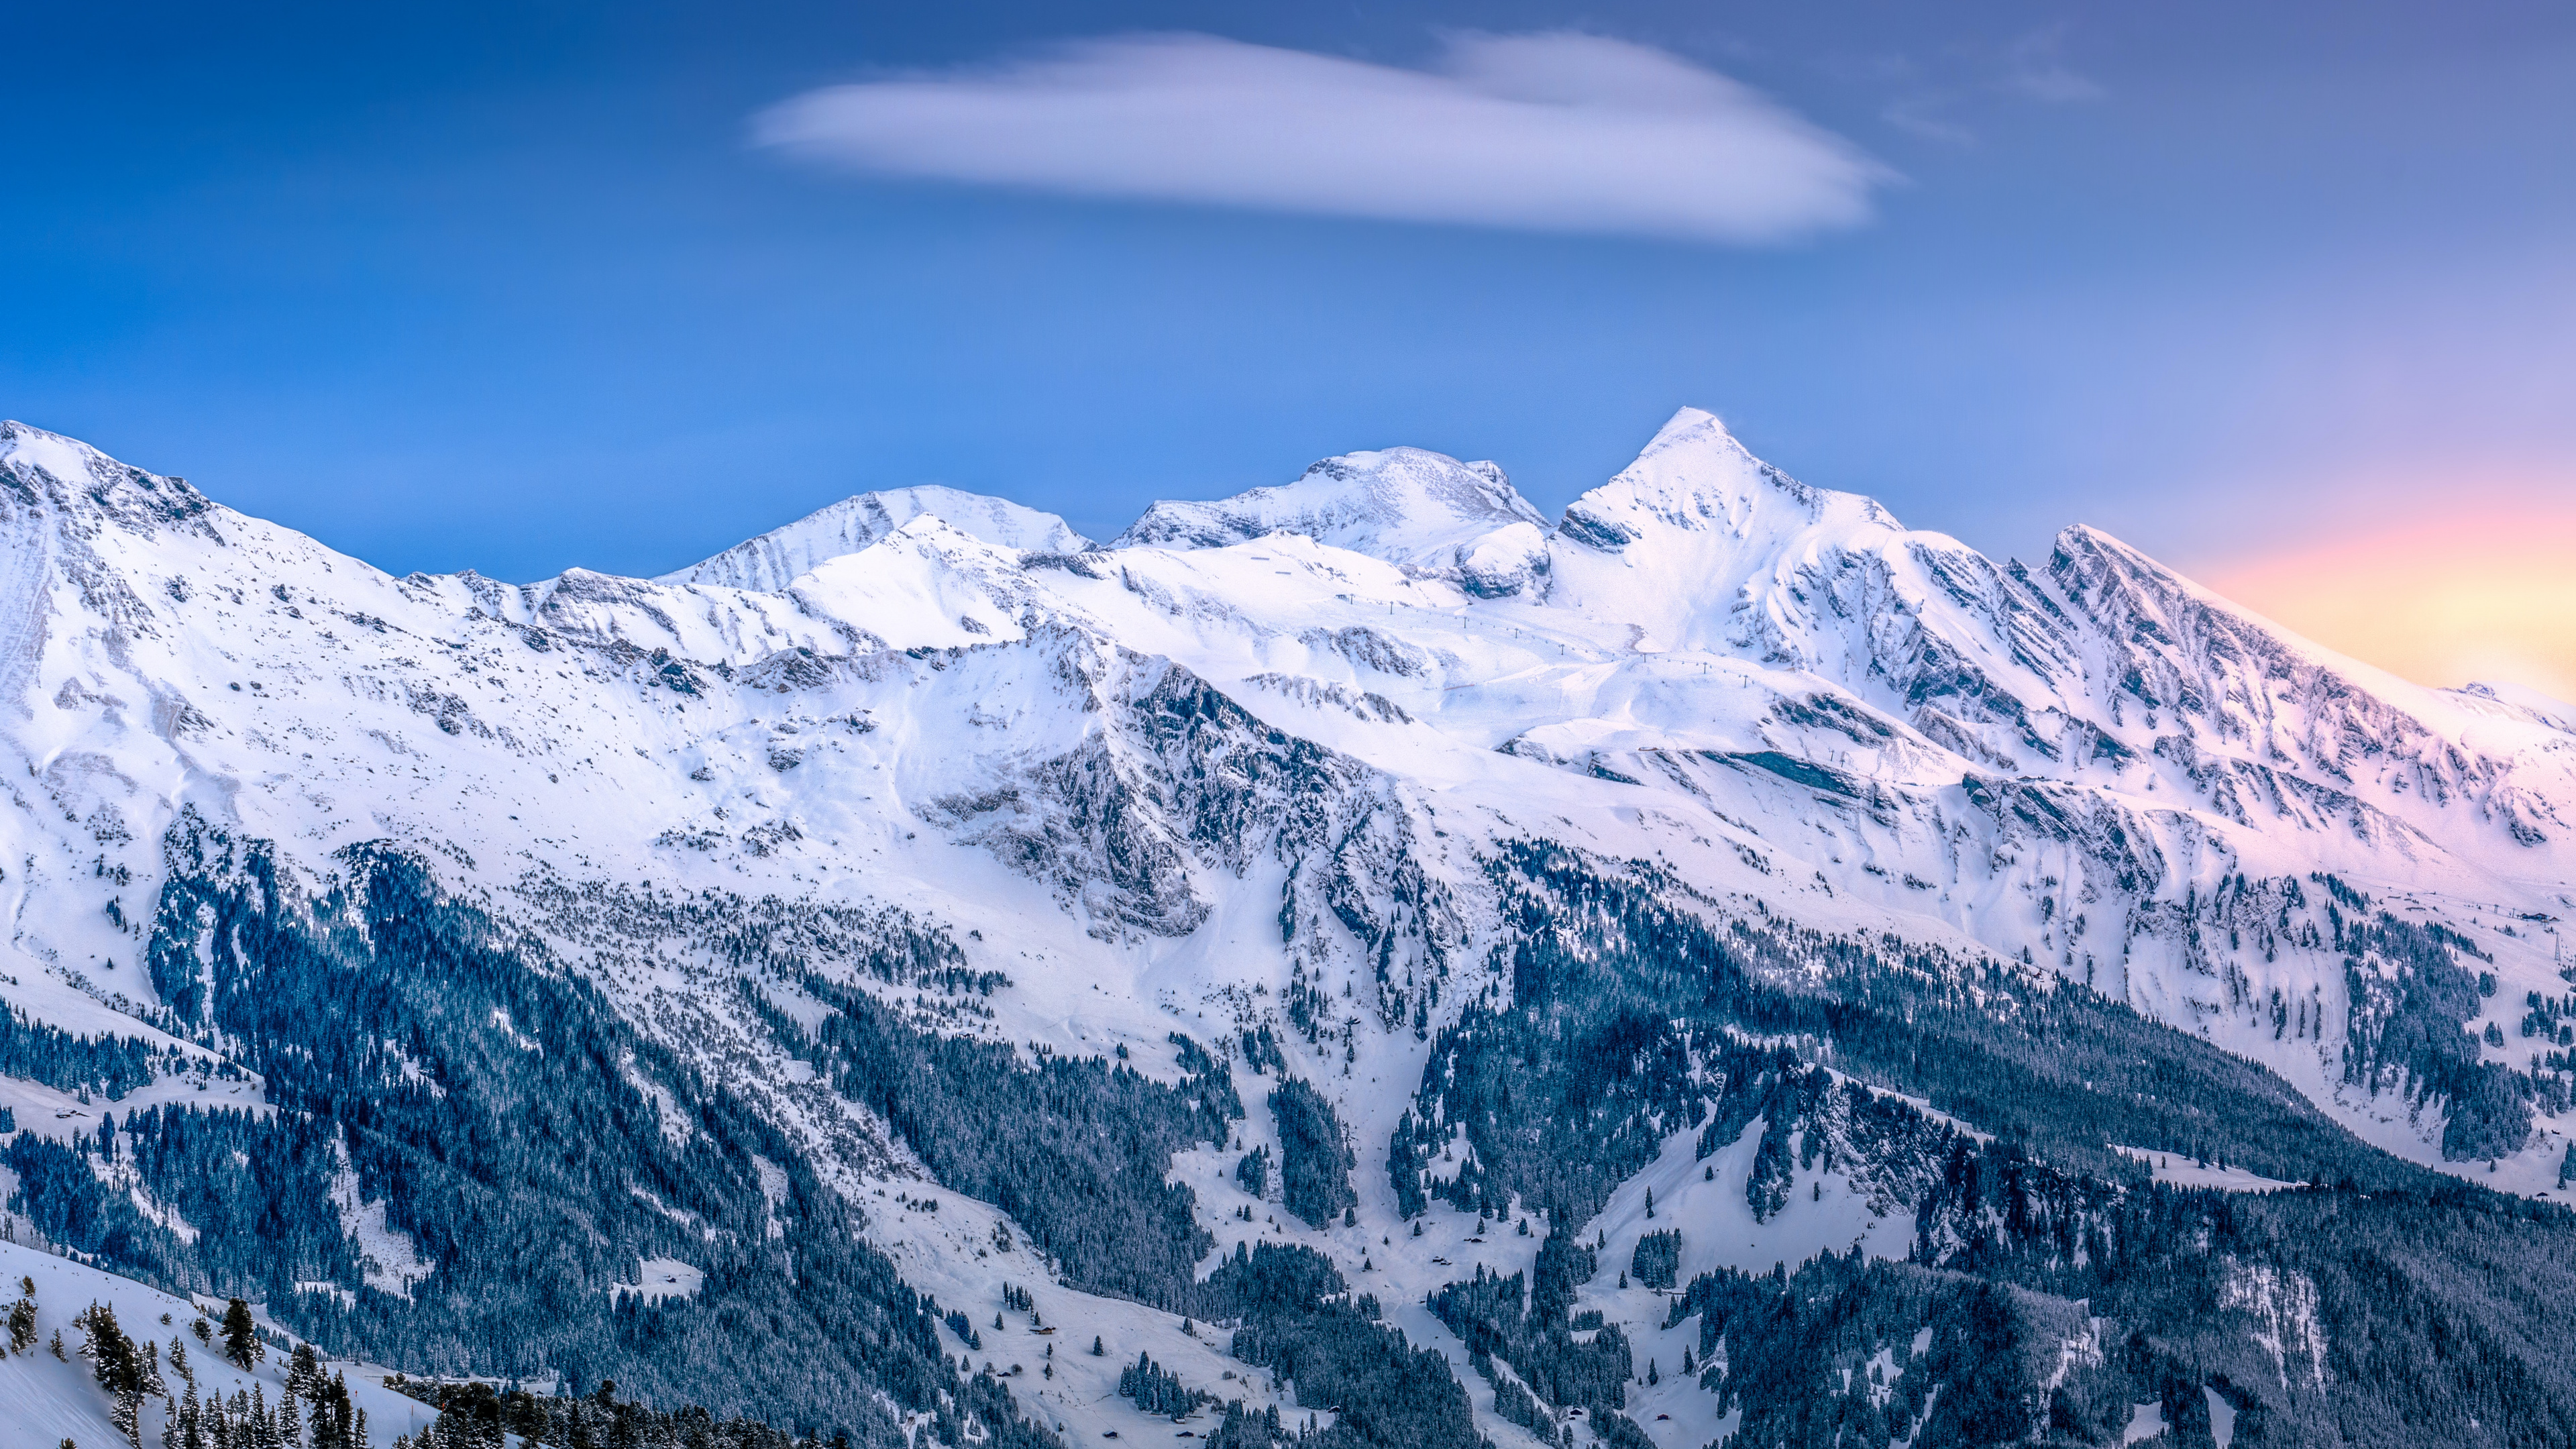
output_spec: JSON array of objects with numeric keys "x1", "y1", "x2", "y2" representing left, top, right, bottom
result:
[
  {"x1": 2110, "y1": 1146, "x2": 2304, "y2": 1193},
  {"x1": 613, "y1": 1256, "x2": 706, "y2": 1303},
  {"x1": 1587, "y1": 1115, "x2": 1915, "y2": 1293},
  {"x1": 2455, "y1": 680, "x2": 2576, "y2": 733},
  {"x1": 0, "y1": 426, "x2": 99, "y2": 491},
  {"x1": 329, "y1": 1149, "x2": 430, "y2": 1299},
  {"x1": 2206, "y1": 1385, "x2": 2238, "y2": 1448},
  {"x1": 1534, "y1": 1111, "x2": 1917, "y2": 1449},
  {"x1": 0, "y1": 1238, "x2": 440, "y2": 1448},
  {"x1": 2121, "y1": 1399, "x2": 2167, "y2": 1443},
  {"x1": 2, "y1": 407, "x2": 2574, "y2": 1438},
  {"x1": 853, "y1": 1159, "x2": 1334, "y2": 1445},
  {"x1": 297, "y1": 1279, "x2": 358, "y2": 1308},
  {"x1": 0, "y1": 1070, "x2": 270, "y2": 1148}
]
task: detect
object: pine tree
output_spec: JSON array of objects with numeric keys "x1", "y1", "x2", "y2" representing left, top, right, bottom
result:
[
  {"x1": 9, "y1": 1276, "x2": 36, "y2": 1354},
  {"x1": 220, "y1": 1299, "x2": 260, "y2": 1371},
  {"x1": 176, "y1": 1379, "x2": 205, "y2": 1449},
  {"x1": 79, "y1": 1302, "x2": 148, "y2": 1448}
]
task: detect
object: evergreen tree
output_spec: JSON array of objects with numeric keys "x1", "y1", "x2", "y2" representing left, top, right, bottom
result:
[
  {"x1": 1268, "y1": 1079, "x2": 1357, "y2": 1227},
  {"x1": 173, "y1": 1377, "x2": 203, "y2": 1449},
  {"x1": 82, "y1": 1300, "x2": 151, "y2": 1446},
  {"x1": 1117, "y1": 1352, "x2": 1208, "y2": 1418},
  {"x1": 8, "y1": 1276, "x2": 36, "y2": 1354},
  {"x1": 219, "y1": 1299, "x2": 259, "y2": 1371},
  {"x1": 1629, "y1": 1230, "x2": 1682, "y2": 1291}
]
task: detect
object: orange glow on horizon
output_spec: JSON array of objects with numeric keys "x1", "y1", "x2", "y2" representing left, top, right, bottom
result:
[{"x1": 2191, "y1": 500, "x2": 2576, "y2": 705}]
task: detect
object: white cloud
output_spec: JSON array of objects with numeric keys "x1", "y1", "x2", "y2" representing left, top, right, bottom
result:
[{"x1": 754, "y1": 32, "x2": 1892, "y2": 244}]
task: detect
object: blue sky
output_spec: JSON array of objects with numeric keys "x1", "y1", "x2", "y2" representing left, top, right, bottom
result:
[{"x1": 9, "y1": 2, "x2": 2573, "y2": 671}]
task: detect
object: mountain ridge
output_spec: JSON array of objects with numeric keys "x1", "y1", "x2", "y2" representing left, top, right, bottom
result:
[{"x1": 4, "y1": 407, "x2": 2573, "y2": 1448}]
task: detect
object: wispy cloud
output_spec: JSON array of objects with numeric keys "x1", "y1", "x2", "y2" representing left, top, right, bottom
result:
[
  {"x1": 2001, "y1": 28, "x2": 2106, "y2": 104},
  {"x1": 1845, "y1": 25, "x2": 2104, "y2": 146},
  {"x1": 754, "y1": 32, "x2": 1892, "y2": 244}
]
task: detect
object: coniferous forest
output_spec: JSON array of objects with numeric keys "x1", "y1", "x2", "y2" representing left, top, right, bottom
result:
[{"x1": 9, "y1": 802, "x2": 2576, "y2": 1449}]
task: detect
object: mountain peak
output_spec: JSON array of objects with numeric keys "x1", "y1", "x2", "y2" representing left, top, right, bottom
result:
[
  {"x1": 1635, "y1": 403, "x2": 1739, "y2": 457},
  {"x1": 1556, "y1": 406, "x2": 1897, "y2": 555},
  {"x1": 659, "y1": 484, "x2": 1088, "y2": 592},
  {"x1": 1111, "y1": 445, "x2": 1550, "y2": 594}
]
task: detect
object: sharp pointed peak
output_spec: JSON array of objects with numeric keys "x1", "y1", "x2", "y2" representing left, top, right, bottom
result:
[
  {"x1": 1558, "y1": 405, "x2": 1898, "y2": 552},
  {"x1": 1637, "y1": 405, "x2": 1743, "y2": 453}
]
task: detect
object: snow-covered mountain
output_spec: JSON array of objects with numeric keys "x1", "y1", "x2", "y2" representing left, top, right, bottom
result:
[
  {"x1": 659, "y1": 482, "x2": 1090, "y2": 590},
  {"x1": 1114, "y1": 445, "x2": 1552, "y2": 597},
  {"x1": 4, "y1": 409, "x2": 2573, "y2": 1448}
]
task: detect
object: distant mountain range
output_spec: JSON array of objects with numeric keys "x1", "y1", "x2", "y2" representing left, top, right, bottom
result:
[{"x1": 3, "y1": 409, "x2": 2571, "y2": 1448}]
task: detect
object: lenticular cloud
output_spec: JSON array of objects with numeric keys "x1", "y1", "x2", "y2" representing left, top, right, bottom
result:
[{"x1": 755, "y1": 32, "x2": 1892, "y2": 244}]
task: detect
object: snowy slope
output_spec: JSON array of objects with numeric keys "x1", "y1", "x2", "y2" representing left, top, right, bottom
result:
[
  {"x1": 3, "y1": 408, "x2": 2573, "y2": 1444},
  {"x1": 2457, "y1": 679, "x2": 2576, "y2": 734},
  {"x1": 0, "y1": 1238, "x2": 439, "y2": 1448}
]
